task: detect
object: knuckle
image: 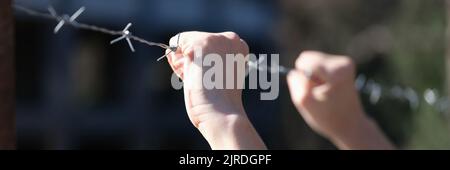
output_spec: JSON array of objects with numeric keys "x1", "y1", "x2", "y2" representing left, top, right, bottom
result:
[
  {"x1": 298, "y1": 97, "x2": 310, "y2": 108},
  {"x1": 298, "y1": 92, "x2": 314, "y2": 107},
  {"x1": 222, "y1": 31, "x2": 241, "y2": 41},
  {"x1": 295, "y1": 55, "x2": 303, "y2": 69},
  {"x1": 300, "y1": 51, "x2": 324, "y2": 59},
  {"x1": 205, "y1": 33, "x2": 219, "y2": 41},
  {"x1": 297, "y1": 51, "x2": 324, "y2": 69},
  {"x1": 240, "y1": 39, "x2": 250, "y2": 54},
  {"x1": 183, "y1": 46, "x2": 196, "y2": 58},
  {"x1": 326, "y1": 57, "x2": 356, "y2": 85},
  {"x1": 335, "y1": 57, "x2": 356, "y2": 76}
]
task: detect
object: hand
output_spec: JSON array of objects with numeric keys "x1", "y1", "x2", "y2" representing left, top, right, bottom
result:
[
  {"x1": 287, "y1": 51, "x2": 394, "y2": 150},
  {"x1": 166, "y1": 31, "x2": 266, "y2": 150}
]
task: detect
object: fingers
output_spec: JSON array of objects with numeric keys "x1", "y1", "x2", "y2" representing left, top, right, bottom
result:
[
  {"x1": 169, "y1": 33, "x2": 182, "y2": 52},
  {"x1": 295, "y1": 51, "x2": 329, "y2": 83},
  {"x1": 167, "y1": 52, "x2": 186, "y2": 79},
  {"x1": 289, "y1": 50, "x2": 357, "y2": 108},
  {"x1": 220, "y1": 31, "x2": 241, "y2": 41},
  {"x1": 288, "y1": 69, "x2": 318, "y2": 105},
  {"x1": 288, "y1": 51, "x2": 337, "y2": 107},
  {"x1": 222, "y1": 32, "x2": 249, "y2": 55},
  {"x1": 239, "y1": 38, "x2": 250, "y2": 55},
  {"x1": 165, "y1": 31, "x2": 250, "y2": 81},
  {"x1": 324, "y1": 56, "x2": 356, "y2": 84},
  {"x1": 287, "y1": 71, "x2": 304, "y2": 105},
  {"x1": 166, "y1": 32, "x2": 192, "y2": 80},
  {"x1": 295, "y1": 51, "x2": 355, "y2": 84}
]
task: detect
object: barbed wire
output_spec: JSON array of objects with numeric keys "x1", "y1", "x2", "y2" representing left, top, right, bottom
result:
[
  {"x1": 249, "y1": 55, "x2": 450, "y2": 116},
  {"x1": 14, "y1": 4, "x2": 449, "y2": 116},
  {"x1": 14, "y1": 4, "x2": 172, "y2": 54}
]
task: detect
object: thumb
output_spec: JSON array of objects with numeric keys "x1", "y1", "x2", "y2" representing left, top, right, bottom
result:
[{"x1": 287, "y1": 70, "x2": 315, "y2": 108}]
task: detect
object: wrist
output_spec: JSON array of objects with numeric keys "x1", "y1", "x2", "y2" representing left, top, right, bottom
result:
[
  {"x1": 197, "y1": 113, "x2": 266, "y2": 150},
  {"x1": 329, "y1": 114, "x2": 394, "y2": 150},
  {"x1": 328, "y1": 114, "x2": 370, "y2": 141},
  {"x1": 331, "y1": 111, "x2": 369, "y2": 139}
]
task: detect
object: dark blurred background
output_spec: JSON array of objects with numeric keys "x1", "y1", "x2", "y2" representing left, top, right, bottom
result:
[{"x1": 15, "y1": 0, "x2": 450, "y2": 149}]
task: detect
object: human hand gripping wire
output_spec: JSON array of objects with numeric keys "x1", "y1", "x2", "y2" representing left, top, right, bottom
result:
[{"x1": 14, "y1": 3, "x2": 449, "y2": 115}]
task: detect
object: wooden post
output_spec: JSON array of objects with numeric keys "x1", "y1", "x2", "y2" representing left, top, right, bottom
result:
[
  {"x1": 0, "y1": 0, "x2": 16, "y2": 149},
  {"x1": 446, "y1": 0, "x2": 450, "y2": 117}
]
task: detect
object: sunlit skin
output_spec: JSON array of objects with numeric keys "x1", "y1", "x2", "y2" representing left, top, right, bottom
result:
[
  {"x1": 166, "y1": 31, "x2": 394, "y2": 150},
  {"x1": 287, "y1": 51, "x2": 395, "y2": 150},
  {"x1": 166, "y1": 31, "x2": 266, "y2": 150}
]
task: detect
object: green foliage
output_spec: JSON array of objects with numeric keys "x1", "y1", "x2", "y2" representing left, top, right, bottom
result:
[{"x1": 385, "y1": 0, "x2": 450, "y2": 149}]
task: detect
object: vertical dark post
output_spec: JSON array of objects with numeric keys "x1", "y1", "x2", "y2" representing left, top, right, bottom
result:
[
  {"x1": 0, "y1": 0, "x2": 16, "y2": 149},
  {"x1": 447, "y1": 0, "x2": 450, "y2": 117}
]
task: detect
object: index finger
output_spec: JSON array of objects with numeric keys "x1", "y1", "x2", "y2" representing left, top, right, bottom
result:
[{"x1": 169, "y1": 33, "x2": 182, "y2": 53}]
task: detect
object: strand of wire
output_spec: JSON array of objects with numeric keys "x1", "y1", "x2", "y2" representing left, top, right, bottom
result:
[
  {"x1": 248, "y1": 57, "x2": 449, "y2": 116},
  {"x1": 14, "y1": 4, "x2": 449, "y2": 116},
  {"x1": 13, "y1": 4, "x2": 171, "y2": 51}
]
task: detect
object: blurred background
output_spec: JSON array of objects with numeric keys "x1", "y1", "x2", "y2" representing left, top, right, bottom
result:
[{"x1": 15, "y1": 0, "x2": 450, "y2": 149}]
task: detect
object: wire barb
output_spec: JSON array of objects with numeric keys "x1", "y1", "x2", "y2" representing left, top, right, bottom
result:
[
  {"x1": 53, "y1": 6, "x2": 85, "y2": 34},
  {"x1": 157, "y1": 33, "x2": 181, "y2": 61},
  {"x1": 13, "y1": 3, "x2": 450, "y2": 115},
  {"x1": 14, "y1": 4, "x2": 170, "y2": 53},
  {"x1": 110, "y1": 23, "x2": 135, "y2": 52}
]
